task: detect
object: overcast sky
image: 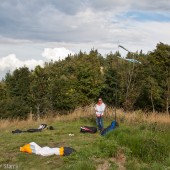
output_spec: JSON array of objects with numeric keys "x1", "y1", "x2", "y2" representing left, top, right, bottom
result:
[{"x1": 0, "y1": 0, "x2": 170, "y2": 79}]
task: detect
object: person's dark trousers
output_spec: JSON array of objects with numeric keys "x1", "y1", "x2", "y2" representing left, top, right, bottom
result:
[{"x1": 96, "y1": 116, "x2": 103, "y2": 131}]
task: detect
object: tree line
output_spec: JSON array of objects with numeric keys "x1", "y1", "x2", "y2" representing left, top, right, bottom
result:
[{"x1": 0, "y1": 42, "x2": 169, "y2": 119}]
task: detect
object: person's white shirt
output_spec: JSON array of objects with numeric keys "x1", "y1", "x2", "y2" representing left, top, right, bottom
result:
[{"x1": 95, "y1": 103, "x2": 106, "y2": 117}]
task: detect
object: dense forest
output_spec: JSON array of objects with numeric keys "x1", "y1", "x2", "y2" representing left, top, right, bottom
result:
[{"x1": 0, "y1": 42, "x2": 170, "y2": 119}]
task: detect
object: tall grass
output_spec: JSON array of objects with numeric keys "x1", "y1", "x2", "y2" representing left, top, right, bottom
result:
[
  {"x1": 107, "y1": 126, "x2": 169, "y2": 163},
  {"x1": 0, "y1": 105, "x2": 169, "y2": 130}
]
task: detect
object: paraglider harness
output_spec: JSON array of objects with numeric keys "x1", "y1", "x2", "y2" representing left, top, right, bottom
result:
[
  {"x1": 12, "y1": 124, "x2": 52, "y2": 134},
  {"x1": 80, "y1": 126, "x2": 97, "y2": 133}
]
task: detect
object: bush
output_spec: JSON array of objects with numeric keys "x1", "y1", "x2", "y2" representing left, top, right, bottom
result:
[{"x1": 0, "y1": 97, "x2": 30, "y2": 119}]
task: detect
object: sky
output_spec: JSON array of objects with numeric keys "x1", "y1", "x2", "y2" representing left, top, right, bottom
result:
[{"x1": 0, "y1": 0, "x2": 170, "y2": 79}]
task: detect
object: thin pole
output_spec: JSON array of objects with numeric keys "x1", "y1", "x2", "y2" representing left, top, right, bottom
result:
[
  {"x1": 114, "y1": 81, "x2": 118, "y2": 122},
  {"x1": 114, "y1": 44, "x2": 119, "y2": 122}
]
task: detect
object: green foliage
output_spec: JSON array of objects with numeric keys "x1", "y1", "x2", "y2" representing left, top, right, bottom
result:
[
  {"x1": 148, "y1": 43, "x2": 170, "y2": 113},
  {"x1": 0, "y1": 81, "x2": 7, "y2": 100},
  {"x1": 30, "y1": 65, "x2": 51, "y2": 115},
  {"x1": 1, "y1": 67, "x2": 31, "y2": 119},
  {"x1": 0, "y1": 97, "x2": 30, "y2": 119},
  {"x1": 1, "y1": 43, "x2": 170, "y2": 118},
  {"x1": 5, "y1": 67, "x2": 31, "y2": 99}
]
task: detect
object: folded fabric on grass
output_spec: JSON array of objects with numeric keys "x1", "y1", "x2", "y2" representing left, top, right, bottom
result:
[
  {"x1": 100, "y1": 121, "x2": 119, "y2": 136},
  {"x1": 20, "y1": 142, "x2": 75, "y2": 156},
  {"x1": 12, "y1": 124, "x2": 48, "y2": 134}
]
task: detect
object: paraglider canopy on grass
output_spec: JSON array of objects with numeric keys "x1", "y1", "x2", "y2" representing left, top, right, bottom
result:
[{"x1": 20, "y1": 142, "x2": 75, "y2": 156}]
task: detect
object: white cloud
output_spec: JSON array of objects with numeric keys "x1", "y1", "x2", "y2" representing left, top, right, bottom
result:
[
  {"x1": 0, "y1": 47, "x2": 75, "y2": 79},
  {"x1": 42, "y1": 47, "x2": 74, "y2": 61},
  {"x1": 0, "y1": 54, "x2": 44, "y2": 72}
]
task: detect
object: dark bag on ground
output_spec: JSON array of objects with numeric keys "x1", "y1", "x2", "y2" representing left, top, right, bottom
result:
[
  {"x1": 80, "y1": 126, "x2": 97, "y2": 133},
  {"x1": 101, "y1": 121, "x2": 119, "y2": 136}
]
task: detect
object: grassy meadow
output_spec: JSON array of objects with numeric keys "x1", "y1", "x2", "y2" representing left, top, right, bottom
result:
[{"x1": 0, "y1": 106, "x2": 170, "y2": 170}]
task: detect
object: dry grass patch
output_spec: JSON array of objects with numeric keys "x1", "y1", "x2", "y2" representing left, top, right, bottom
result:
[{"x1": 0, "y1": 106, "x2": 169, "y2": 130}]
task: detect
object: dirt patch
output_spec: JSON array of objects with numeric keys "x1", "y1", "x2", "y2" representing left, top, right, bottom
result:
[
  {"x1": 96, "y1": 150, "x2": 126, "y2": 170},
  {"x1": 96, "y1": 159, "x2": 111, "y2": 170},
  {"x1": 111, "y1": 150, "x2": 126, "y2": 170}
]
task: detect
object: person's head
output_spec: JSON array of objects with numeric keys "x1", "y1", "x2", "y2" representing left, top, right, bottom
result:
[{"x1": 98, "y1": 98, "x2": 103, "y2": 104}]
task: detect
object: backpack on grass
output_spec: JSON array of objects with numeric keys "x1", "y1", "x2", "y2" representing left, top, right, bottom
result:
[{"x1": 80, "y1": 126, "x2": 97, "y2": 133}]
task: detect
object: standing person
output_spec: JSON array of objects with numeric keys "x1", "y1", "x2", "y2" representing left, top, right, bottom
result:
[{"x1": 95, "y1": 98, "x2": 106, "y2": 131}]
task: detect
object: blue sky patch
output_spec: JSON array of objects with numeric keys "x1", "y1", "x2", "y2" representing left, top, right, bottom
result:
[{"x1": 123, "y1": 11, "x2": 170, "y2": 22}]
